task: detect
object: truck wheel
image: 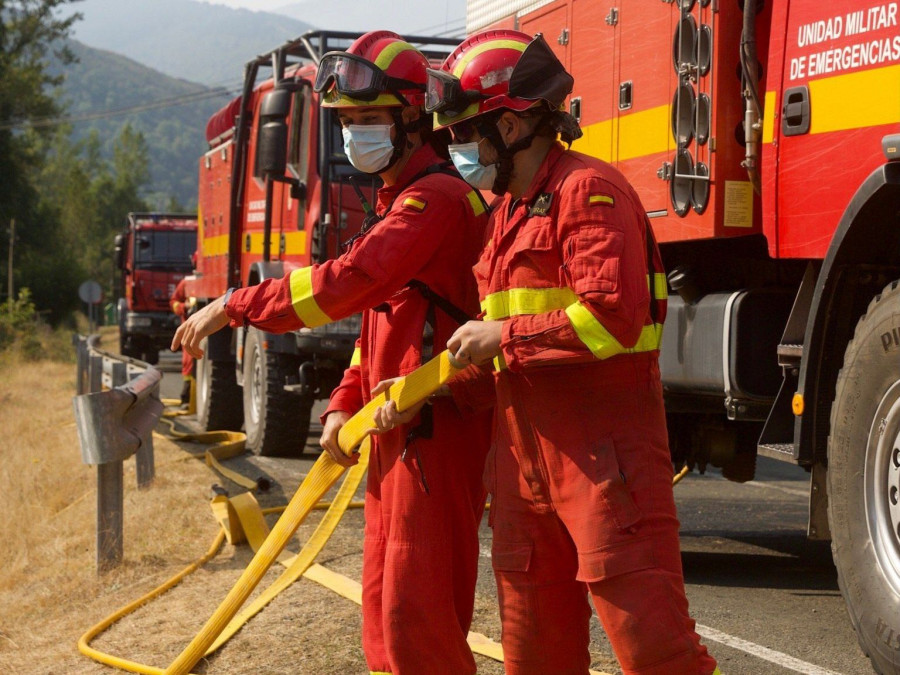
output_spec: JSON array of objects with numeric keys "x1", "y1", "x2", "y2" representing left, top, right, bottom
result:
[
  {"x1": 196, "y1": 337, "x2": 242, "y2": 432},
  {"x1": 828, "y1": 278, "x2": 900, "y2": 673},
  {"x1": 243, "y1": 327, "x2": 312, "y2": 457}
]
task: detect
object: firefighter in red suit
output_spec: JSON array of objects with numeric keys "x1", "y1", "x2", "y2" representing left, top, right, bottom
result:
[
  {"x1": 422, "y1": 31, "x2": 720, "y2": 675},
  {"x1": 172, "y1": 31, "x2": 492, "y2": 675},
  {"x1": 169, "y1": 276, "x2": 193, "y2": 405}
]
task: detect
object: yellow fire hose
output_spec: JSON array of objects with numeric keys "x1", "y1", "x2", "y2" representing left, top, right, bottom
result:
[
  {"x1": 205, "y1": 437, "x2": 371, "y2": 654},
  {"x1": 163, "y1": 349, "x2": 462, "y2": 674},
  {"x1": 78, "y1": 346, "x2": 650, "y2": 675}
]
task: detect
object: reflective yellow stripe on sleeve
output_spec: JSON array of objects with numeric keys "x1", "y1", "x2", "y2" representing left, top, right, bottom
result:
[
  {"x1": 565, "y1": 301, "x2": 664, "y2": 360},
  {"x1": 481, "y1": 287, "x2": 577, "y2": 320},
  {"x1": 652, "y1": 272, "x2": 669, "y2": 299},
  {"x1": 466, "y1": 190, "x2": 486, "y2": 216},
  {"x1": 481, "y1": 281, "x2": 665, "y2": 362},
  {"x1": 288, "y1": 267, "x2": 332, "y2": 328},
  {"x1": 481, "y1": 275, "x2": 666, "y2": 320},
  {"x1": 349, "y1": 347, "x2": 361, "y2": 367}
]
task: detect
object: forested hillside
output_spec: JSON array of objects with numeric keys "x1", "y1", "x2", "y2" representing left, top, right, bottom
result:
[{"x1": 54, "y1": 41, "x2": 233, "y2": 208}]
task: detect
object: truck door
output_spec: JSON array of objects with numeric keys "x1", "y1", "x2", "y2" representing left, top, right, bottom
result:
[
  {"x1": 519, "y1": 0, "x2": 569, "y2": 69},
  {"x1": 568, "y1": 0, "x2": 616, "y2": 165},
  {"x1": 772, "y1": 0, "x2": 900, "y2": 259},
  {"x1": 612, "y1": 1, "x2": 673, "y2": 214},
  {"x1": 282, "y1": 82, "x2": 313, "y2": 266},
  {"x1": 548, "y1": 1, "x2": 671, "y2": 214}
]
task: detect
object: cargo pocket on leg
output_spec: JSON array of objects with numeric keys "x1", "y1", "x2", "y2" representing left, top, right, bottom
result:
[
  {"x1": 590, "y1": 437, "x2": 643, "y2": 533},
  {"x1": 492, "y1": 540, "x2": 533, "y2": 574}
]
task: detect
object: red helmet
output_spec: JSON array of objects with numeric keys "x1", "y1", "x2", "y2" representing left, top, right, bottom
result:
[
  {"x1": 315, "y1": 31, "x2": 429, "y2": 108},
  {"x1": 427, "y1": 30, "x2": 575, "y2": 130}
]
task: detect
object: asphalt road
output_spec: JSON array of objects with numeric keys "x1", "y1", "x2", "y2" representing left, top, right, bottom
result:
[{"x1": 156, "y1": 358, "x2": 878, "y2": 675}]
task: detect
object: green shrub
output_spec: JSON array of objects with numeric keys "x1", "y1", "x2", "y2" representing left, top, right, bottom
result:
[{"x1": 0, "y1": 288, "x2": 50, "y2": 360}]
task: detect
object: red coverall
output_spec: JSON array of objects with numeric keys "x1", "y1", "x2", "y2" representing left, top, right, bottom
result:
[
  {"x1": 467, "y1": 143, "x2": 718, "y2": 674},
  {"x1": 169, "y1": 278, "x2": 193, "y2": 380},
  {"x1": 223, "y1": 145, "x2": 492, "y2": 675}
]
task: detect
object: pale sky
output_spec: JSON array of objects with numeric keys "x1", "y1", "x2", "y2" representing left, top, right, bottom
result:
[
  {"x1": 197, "y1": 0, "x2": 467, "y2": 36},
  {"x1": 199, "y1": 0, "x2": 296, "y2": 10}
]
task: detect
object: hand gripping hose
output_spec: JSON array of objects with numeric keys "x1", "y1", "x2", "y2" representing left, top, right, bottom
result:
[{"x1": 163, "y1": 349, "x2": 463, "y2": 675}]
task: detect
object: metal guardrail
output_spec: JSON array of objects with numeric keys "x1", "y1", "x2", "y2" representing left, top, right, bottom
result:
[{"x1": 72, "y1": 334, "x2": 164, "y2": 572}]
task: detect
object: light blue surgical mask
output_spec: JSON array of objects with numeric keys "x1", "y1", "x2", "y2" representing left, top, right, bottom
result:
[
  {"x1": 448, "y1": 140, "x2": 497, "y2": 190},
  {"x1": 342, "y1": 124, "x2": 395, "y2": 174}
]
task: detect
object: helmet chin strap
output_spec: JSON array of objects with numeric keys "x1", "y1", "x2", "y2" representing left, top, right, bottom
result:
[{"x1": 483, "y1": 119, "x2": 539, "y2": 196}]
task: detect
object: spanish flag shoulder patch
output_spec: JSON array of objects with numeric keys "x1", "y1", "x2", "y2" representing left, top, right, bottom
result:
[
  {"x1": 589, "y1": 193, "x2": 615, "y2": 207},
  {"x1": 402, "y1": 197, "x2": 427, "y2": 212}
]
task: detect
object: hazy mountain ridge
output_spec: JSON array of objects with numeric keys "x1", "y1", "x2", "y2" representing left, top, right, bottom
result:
[
  {"x1": 53, "y1": 40, "x2": 233, "y2": 208},
  {"x1": 50, "y1": 0, "x2": 466, "y2": 208},
  {"x1": 69, "y1": 0, "x2": 315, "y2": 86}
]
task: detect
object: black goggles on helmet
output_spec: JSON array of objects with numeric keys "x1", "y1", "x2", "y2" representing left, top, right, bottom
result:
[
  {"x1": 424, "y1": 68, "x2": 484, "y2": 117},
  {"x1": 313, "y1": 51, "x2": 423, "y2": 103}
]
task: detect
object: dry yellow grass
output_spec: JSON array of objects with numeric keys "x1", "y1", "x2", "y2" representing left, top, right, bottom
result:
[
  {"x1": 0, "y1": 334, "x2": 616, "y2": 675},
  {"x1": 0, "y1": 341, "x2": 370, "y2": 674}
]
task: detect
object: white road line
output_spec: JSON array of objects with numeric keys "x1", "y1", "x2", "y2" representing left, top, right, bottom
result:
[{"x1": 697, "y1": 624, "x2": 846, "y2": 675}]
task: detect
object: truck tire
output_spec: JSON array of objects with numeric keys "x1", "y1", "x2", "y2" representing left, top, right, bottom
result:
[
  {"x1": 196, "y1": 337, "x2": 242, "y2": 432},
  {"x1": 243, "y1": 327, "x2": 312, "y2": 457},
  {"x1": 828, "y1": 278, "x2": 900, "y2": 674}
]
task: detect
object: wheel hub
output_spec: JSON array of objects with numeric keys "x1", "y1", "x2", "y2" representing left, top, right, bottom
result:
[
  {"x1": 249, "y1": 345, "x2": 263, "y2": 427},
  {"x1": 867, "y1": 379, "x2": 900, "y2": 592}
]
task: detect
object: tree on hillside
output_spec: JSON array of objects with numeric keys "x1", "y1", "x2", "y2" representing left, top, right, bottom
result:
[
  {"x1": 0, "y1": 0, "x2": 81, "y2": 316},
  {"x1": 32, "y1": 123, "x2": 149, "y2": 319}
]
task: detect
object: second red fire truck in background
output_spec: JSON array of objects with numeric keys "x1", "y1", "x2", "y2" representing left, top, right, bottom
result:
[{"x1": 115, "y1": 212, "x2": 197, "y2": 365}]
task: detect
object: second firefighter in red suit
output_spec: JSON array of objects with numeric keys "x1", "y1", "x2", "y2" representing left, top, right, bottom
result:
[
  {"x1": 428, "y1": 31, "x2": 720, "y2": 675},
  {"x1": 169, "y1": 276, "x2": 194, "y2": 405},
  {"x1": 172, "y1": 31, "x2": 491, "y2": 675}
]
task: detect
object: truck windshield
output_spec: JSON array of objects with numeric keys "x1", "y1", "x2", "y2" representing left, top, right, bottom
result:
[{"x1": 134, "y1": 229, "x2": 196, "y2": 270}]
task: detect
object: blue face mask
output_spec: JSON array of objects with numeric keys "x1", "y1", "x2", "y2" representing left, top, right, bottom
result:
[
  {"x1": 448, "y1": 140, "x2": 497, "y2": 191},
  {"x1": 342, "y1": 124, "x2": 395, "y2": 174}
]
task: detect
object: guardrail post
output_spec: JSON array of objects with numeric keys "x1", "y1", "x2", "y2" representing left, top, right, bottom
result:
[
  {"x1": 74, "y1": 334, "x2": 88, "y2": 395},
  {"x1": 89, "y1": 354, "x2": 103, "y2": 394},
  {"x1": 96, "y1": 460, "x2": 124, "y2": 571},
  {"x1": 133, "y1": 367, "x2": 156, "y2": 488},
  {"x1": 73, "y1": 367, "x2": 163, "y2": 573}
]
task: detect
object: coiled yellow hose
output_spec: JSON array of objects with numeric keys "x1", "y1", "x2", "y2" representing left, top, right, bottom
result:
[{"x1": 163, "y1": 350, "x2": 461, "y2": 674}]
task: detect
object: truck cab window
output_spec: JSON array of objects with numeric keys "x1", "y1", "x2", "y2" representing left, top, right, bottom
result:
[
  {"x1": 288, "y1": 85, "x2": 311, "y2": 180},
  {"x1": 133, "y1": 229, "x2": 196, "y2": 270}
]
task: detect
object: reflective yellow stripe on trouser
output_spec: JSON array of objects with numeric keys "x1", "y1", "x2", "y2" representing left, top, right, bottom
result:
[
  {"x1": 481, "y1": 276, "x2": 666, "y2": 367},
  {"x1": 164, "y1": 350, "x2": 464, "y2": 675}
]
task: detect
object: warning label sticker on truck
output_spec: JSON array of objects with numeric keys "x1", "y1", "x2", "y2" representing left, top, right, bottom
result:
[{"x1": 724, "y1": 181, "x2": 754, "y2": 229}]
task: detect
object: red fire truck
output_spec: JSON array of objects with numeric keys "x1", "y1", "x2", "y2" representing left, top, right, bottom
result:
[
  {"x1": 467, "y1": 0, "x2": 900, "y2": 670},
  {"x1": 187, "y1": 31, "x2": 458, "y2": 457},
  {"x1": 115, "y1": 212, "x2": 197, "y2": 364}
]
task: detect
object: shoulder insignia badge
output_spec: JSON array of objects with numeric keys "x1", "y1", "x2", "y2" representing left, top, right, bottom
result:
[{"x1": 529, "y1": 192, "x2": 554, "y2": 217}]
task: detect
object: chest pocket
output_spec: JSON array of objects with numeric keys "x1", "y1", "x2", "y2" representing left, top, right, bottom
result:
[{"x1": 503, "y1": 216, "x2": 562, "y2": 289}]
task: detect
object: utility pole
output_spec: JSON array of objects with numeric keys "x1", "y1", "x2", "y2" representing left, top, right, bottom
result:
[{"x1": 7, "y1": 219, "x2": 14, "y2": 314}]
